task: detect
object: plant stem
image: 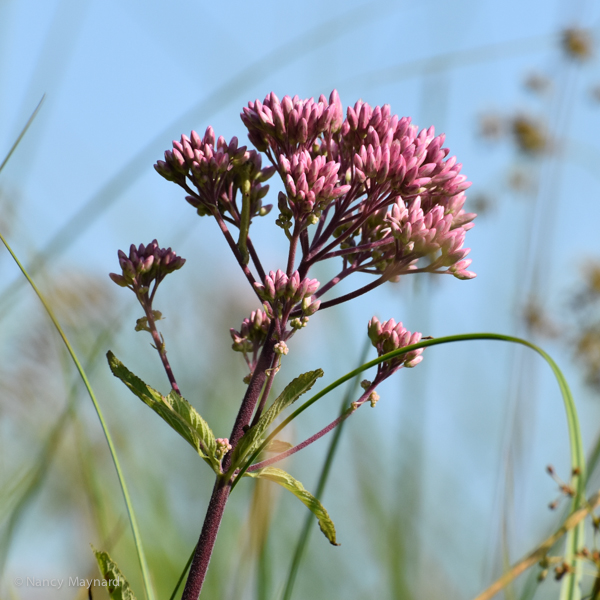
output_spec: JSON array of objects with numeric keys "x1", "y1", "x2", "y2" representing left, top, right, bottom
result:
[
  {"x1": 250, "y1": 356, "x2": 280, "y2": 427},
  {"x1": 181, "y1": 323, "x2": 278, "y2": 599},
  {"x1": 247, "y1": 404, "x2": 357, "y2": 472},
  {"x1": 142, "y1": 303, "x2": 181, "y2": 394},
  {"x1": 181, "y1": 479, "x2": 231, "y2": 600},
  {"x1": 224, "y1": 324, "x2": 278, "y2": 469}
]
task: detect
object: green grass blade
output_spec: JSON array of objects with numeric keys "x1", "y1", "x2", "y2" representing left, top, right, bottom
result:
[
  {"x1": 281, "y1": 340, "x2": 370, "y2": 600},
  {"x1": 168, "y1": 547, "x2": 195, "y2": 600},
  {"x1": 0, "y1": 231, "x2": 155, "y2": 600},
  {"x1": 0, "y1": 95, "x2": 45, "y2": 175}
]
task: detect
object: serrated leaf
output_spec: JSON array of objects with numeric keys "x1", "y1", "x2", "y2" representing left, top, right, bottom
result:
[
  {"x1": 245, "y1": 466, "x2": 339, "y2": 545},
  {"x1": 264, "y1": 439, "x2": 294, "y2": 453},
  {"x1": 231, "y1": 369, "x2": 323, "y2": 467},
  {"x1": 107, "y1": 351, "x2": 218, "y2": 470},
  {"x1": 93, "y1": 548, "x2": 137, "y2": 600}
]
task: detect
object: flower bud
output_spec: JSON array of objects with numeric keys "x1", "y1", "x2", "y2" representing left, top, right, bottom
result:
[
  {"x1": 301, "y1": 296, "x2": 321, "y2": 315},
  {"x1": 274, "y1": 341, "x2": 289, "y2": 356}
]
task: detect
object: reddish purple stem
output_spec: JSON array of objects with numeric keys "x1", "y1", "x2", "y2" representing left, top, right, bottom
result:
[
  {"x1": 247, "y1": 404, "x2": 358, "y2": 472},
  {"x1": 181, "y1": 480, "x2": 230, "y2": 600},
  {"x1": 141, "y1": 301, "x2": 181, "y2": 394}
]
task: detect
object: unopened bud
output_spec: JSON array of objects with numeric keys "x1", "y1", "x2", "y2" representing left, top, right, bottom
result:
[
  {"x1": 274, "y1": 341, "x2": 289, "y2": 356},
  {"x1": 302, "y1": 296, "x2": 321, "y2": 315}
]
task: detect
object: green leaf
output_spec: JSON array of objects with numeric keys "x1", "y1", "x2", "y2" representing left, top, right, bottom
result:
[
  {"x1": 107, "y1": 351, "x2": 218, "y2": 471},
  {"x1": 93, "y1": 548, "x2": 138, "y2": 600},
  {"x1": 245, "y1": 467, "x2": 339, "y2": 546},
  {"x1": 231, "y1": 369, "x2": 323, "y2": 468}
]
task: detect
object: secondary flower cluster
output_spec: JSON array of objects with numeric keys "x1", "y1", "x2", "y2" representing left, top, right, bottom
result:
[
  {"x1": 367, "y1": 317, "x2": 424, "y2": 378},
  {"x1": 230, "y1": 309, "x2": 271, "y2": 374},
  {"x1": 253, "y1": 270, "x2": 320, "y2": 314},
  {"x1": 155, "y1": 127, "x2": 275, "y2": 222},
  {"x1": 109, "y1": 240, "x2": 185, "y2": 302},
  {"x1": 350, "y1": 196, "x2": 475, "y2": 279}
]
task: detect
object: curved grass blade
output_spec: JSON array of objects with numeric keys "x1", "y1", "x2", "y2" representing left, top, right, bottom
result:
[
  {"x1": 233, "y1": 333, "x2": 585, "y2": 600},
  {"x1": 0, "y1": 231, "x2": 154, "y2": 600}
]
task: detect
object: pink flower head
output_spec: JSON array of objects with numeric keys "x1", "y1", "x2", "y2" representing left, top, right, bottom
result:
[
  {"x1": 368, "y1": 317, "x2": 424, "y2": 376},
  {"x1": 109, "y1": 240, "x2": 185, "y2": 299},
  {"x1": 241, "y1": 90, "x2": 344, "y2": 153},
  {"x1": 154, "y1": 127, "x2": 275, "y2": 221},
  {"x1": 230, "y1": 309, "x2": 271, "y2": 354}
]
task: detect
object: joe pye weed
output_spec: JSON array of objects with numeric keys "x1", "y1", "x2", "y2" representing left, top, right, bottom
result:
[{"x1": 2, "y1": 89, "x2": 591, "y2": 600}]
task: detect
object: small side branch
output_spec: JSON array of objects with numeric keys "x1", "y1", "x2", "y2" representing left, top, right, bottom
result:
[{"x1": 142, "y1": 303, "x2": 181, "y2": 394}]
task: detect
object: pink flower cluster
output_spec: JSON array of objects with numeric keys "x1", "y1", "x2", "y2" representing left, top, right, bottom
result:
[
  {"x1": 254, "y1": 270, "x2": 319, "y2": 303},
  {"x1": 155, "y1": 127, "x2": 275, "y2": 220},
  {"x1": 109, "y1": 240, "x2": 185, "y2": 297},
  {"x1": 156, "y1": 90, "x2": 476, "y2": 282},
  {"x1": 367, "y1": 317, "x2": 424, "y2": 376},
  {"x1": 279, "y1": 150, "x2": 350, "y2": 218},
  {"x1": 240, "y1": 90, "x2": 475, "y2": 279},
  {"x1": 241, "y1": 91, "x2": 344, "y2": 152},
  {"x1": 230, "y1": 309, "x2": 271, "y2": 354}
]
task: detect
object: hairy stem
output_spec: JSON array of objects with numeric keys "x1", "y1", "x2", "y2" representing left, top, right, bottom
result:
[
  {"x1": 250, "y1": 356, "x2": 280, "y2": 427},
  {"x1": 181, "y1": 325, "x2": 279, "y2": 598},
  {"x1": 181, "y1": 479, "x2": 231, "y2": 600},
  {"x1": 223, "y1": 322, "x2": 278, "y2": 471}
]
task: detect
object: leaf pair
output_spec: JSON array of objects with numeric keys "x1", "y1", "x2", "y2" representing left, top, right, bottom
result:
[
  {"x1": 107, "y1": 352, "x2": 220, "y2": 473},
  {"x1": 108, "y1": 354, "x2": 338, "y2": 546}
]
